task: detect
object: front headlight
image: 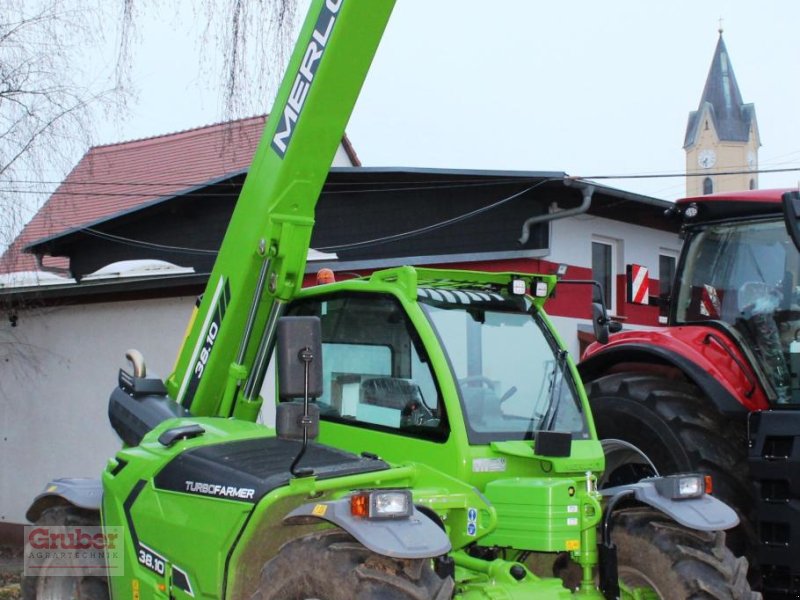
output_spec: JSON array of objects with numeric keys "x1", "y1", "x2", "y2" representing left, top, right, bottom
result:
[
  {"x1": 350, "y1": 489, "x2": 413, "y2": 519},
  {"x1": 653, "y1": 474, "x2": 705, "y2": 500}
]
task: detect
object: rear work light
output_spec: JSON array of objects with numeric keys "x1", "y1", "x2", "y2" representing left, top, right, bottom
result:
[
  {"x1": 653, "y1": 474, "x2": 705, "y2": 500},
  {"x1": 350, "y1": 489, "x2": 413, "y2": 519}
]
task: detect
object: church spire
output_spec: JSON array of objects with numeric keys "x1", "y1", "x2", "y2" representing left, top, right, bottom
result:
[
  {"x1": 684, "y1": 30, "x2": 760, "y2": 196},
  {"x1": 684, "y1": 31, "x2": 757, "y2": 147}
]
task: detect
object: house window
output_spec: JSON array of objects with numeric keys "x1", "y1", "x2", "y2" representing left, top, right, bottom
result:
[
  {"x1": 703, "y1": 177, "x2": 713, "y2": 195},
  {"x1": 659, "y1": 252, "x2": 677, "y2": 321},
  {"x1": 749, "y1": 178, "x2": 756, "y2": 190},
  {"x1": 592, "y1": 239, "x2": 617, "y2": 313}
]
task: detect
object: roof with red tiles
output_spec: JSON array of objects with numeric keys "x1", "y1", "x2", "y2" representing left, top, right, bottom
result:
[{"x1": 1, "y1": 115, "x2": 360, "y2": 274}]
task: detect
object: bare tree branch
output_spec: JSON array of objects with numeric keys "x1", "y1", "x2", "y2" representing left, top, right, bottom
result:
[
  {"x1": 0, "y1": 0, "x2": 299, "y2": 267},
  {"x1": 0, "y1": 0, "x2": 128, "y2": 263},
  {"x1": 201, "y1": 0, "x2": 298, "y2": 119}
]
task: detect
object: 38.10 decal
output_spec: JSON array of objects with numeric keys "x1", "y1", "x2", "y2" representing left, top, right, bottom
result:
[
  {"x1": 194, "y1": 321, "x2": 218, "y2": 378},
  {"x1": 137, "y1": 543, "x2": 166, "y2": 575},
  {"x1": 178, "y1": 277, "x2": 231, "y2": 407}
]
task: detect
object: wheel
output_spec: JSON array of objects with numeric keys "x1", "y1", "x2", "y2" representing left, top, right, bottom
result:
[
  {"x1": 587, "y1": 373, "x2": 759, "y2": 581},
  {"x1": 250, "y1": 529, "x2": 453, "y2": 600},
  {"x1": 22, "y1": 505, "x2": 109, "y2": 600},
  {"x1": 611, "y1": 508, "x2": 758, "y2": 599}
]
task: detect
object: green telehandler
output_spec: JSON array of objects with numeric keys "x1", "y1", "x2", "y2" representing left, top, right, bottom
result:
[
  {"x1": 24, "y1": 0, "x2": 756, "y2": 598},
  {"x1": 290, "y1": 268, "x2": 754, "y2": 597}
]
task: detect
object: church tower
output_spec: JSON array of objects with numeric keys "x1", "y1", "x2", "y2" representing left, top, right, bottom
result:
[{"x1": 684, "y1": 30, "x2": 760, "y2": 196}]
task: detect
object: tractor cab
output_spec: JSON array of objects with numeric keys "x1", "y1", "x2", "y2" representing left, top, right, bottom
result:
[{"x1": 670, "y1": 189, "x2": 800, "y2": 403}]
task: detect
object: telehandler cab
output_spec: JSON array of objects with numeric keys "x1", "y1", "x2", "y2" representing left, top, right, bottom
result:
[
  {"x1": 24, "y1": 0, "x2": 757, "y2": 598},
  {"x1": 287, "y1": 266, "x2": 754, "y2": 597}
]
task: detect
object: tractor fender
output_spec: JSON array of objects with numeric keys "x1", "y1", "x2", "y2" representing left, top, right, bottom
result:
[
  {"x1": 284, "y1": 498, "x2": 451, "y2": 559},
  {"x1": 26, "y1": 478, "x2": 102, "y2": 523},
  {"x1": 579, "y1": 337, "x2": 768, "y2": 415},
  {"x1": 601, "y1": 480, "x2": 739, "y2": 532}
]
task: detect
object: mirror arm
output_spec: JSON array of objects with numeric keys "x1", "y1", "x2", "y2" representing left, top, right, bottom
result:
[
  {"x1": 290, "y1": 346, "x2": 315, "y2": 478},
  {"x1": 557, "y1": 279, "x2": 614, "y2": 344}
]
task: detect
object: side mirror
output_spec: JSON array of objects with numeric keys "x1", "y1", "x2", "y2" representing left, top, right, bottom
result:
[
  {"x1": 275, "y1": 317, "x2": 323, "y2": 448},
  {"x1": 277, "y1": 316, "x2": 323, "y2": 399},
  {"x1": 556, "y1": 279, "x2": 621, "y2": 344},
  {"x1": 592, "y1": 302, "x2": 621, "y2": 344},
  {"x1": 783, "y1": 191, "x2": 800, "y2": 252},
  {"x1": 592, "y1": 302, "x2": 610, "y2": 345}
]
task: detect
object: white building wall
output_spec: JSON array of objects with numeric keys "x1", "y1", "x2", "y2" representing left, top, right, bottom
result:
[
  {"x1": 548, "y1": 314, "x2": 586, "y2": 358},
  {"x1": 550, "y1": 213, "x2": 681, "y2": 279},
  {"x1": 332, "y1": 144, "x2": 355, "y2": 166},
  {"x1": 547, "y1": 214, "x2": 680, "y2": 357},
  {"x1": 0, "y1": 297, "x2": 195, "y2": 524}
]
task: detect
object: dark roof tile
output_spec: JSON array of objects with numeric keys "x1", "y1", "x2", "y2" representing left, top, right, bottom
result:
[{"x1": 2, "y1": 116, "x2": 358, "y2": 273}]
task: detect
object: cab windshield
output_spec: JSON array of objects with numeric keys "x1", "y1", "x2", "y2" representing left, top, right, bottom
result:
[
  {"x1": 421, "y1": 298, "x2": 589, "y2": 444},
  {"x1": 676, "y1": 217, "x2": 800, "y2": 403}
]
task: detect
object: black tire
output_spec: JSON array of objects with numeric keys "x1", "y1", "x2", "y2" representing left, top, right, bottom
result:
[
  {"x1": 612, "y1": 508, "x2": 758, "y2": 599},
  {"x1": 587, "y1": 373, "x2": 759, "y2": 580},
  {"x1": 22, "y1": 505, "x2": 109, "y2": 600},
  {"x1": 250, "y1": 529, "x2": 453, "y2": 600}
]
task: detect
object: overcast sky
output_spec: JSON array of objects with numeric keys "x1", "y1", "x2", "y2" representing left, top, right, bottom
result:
[{"x1": 100, "y1": 0, "x2": 800, "y2": 201}]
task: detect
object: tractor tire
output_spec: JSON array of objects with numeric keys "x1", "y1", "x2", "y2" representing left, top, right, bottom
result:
[
  {"x1": 587, "y1": 372, "x2": 759, "y2": 581},
  {"x1": 250, "y1": 529, "x2": 453, "y2": 600},
  {"x1": 22, "y1": 505, "x2": 109, "y2": 600},
  {"x1": 612, "y1": 508, "x2": 758, "y2": 599}
]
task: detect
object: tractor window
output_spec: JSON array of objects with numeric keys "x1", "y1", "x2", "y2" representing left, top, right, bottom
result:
[
  {"x1": 676, "y1": 219, "x2": 792, "y2": 325},
  {"x1": 287, "y1": 294, "x2": 446, "y2": 438},
  {"x1": 676, "y1": 217, "x2": 800, "y2": 403}
]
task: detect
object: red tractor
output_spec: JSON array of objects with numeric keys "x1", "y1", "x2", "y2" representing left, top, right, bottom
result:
[{"x1": 580, "y1": 188, "x2": 800, "y2": 598}]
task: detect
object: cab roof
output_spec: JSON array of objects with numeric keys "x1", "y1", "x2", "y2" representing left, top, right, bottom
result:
[
  {"x1": 678, "y1": 188, "x2": 788, "y2": 206},
  {"x1": 676, "y1": 188, "x2": 793, "y2": 223}
]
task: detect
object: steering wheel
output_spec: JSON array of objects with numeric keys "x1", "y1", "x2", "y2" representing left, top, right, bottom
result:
[
  {"x1": 458, "y1": 375, "x2": 496, "y2": 388},
  {"x1": 458, "y1": 376, "x2": 517, "y2": 403},
  {"x1": 400, "y1": 399, "x2": 436, "y2": 427},
  {"x1": 738, "y1": 281, "x2": 782, "y2": 316}
]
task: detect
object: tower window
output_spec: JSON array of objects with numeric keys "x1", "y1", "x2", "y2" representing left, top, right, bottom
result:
[{"x1": 703, "y1": 177, "x2": 713, "y2": 195}]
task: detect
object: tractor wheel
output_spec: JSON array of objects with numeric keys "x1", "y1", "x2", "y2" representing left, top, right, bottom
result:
[
  {"x1": 611, "y1": 508, "x2": 758, "y2": 599},
  {"x1": 251, "y1": 529, "x2": 453, "y2": 600},
  {"x1": 22, "y1": 505, "x2": 109, "y2": 600},
  {"x1": 587, "y1": 372, "x2": 759, "y2": 580}
]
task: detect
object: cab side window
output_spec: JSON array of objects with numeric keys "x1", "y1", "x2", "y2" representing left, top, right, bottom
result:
[{"x1": 288, "y1": 294, "x2": 445, "y2": 438}]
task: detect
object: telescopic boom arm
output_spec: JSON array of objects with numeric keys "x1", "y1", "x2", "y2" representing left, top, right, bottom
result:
[{"x1": 165, "y1": 0, "x2": 396, "y2": 419}]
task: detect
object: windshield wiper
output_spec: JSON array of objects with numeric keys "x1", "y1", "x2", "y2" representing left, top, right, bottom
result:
[{"x1": 540, "y1": 349, "x2": 568, "y2": 432}]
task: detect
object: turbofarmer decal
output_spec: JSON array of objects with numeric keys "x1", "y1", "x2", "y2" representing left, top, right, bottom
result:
[{"x1": 184, "y1": 481, "x2": 255, "y2": 500}]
